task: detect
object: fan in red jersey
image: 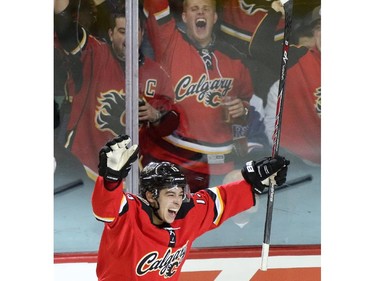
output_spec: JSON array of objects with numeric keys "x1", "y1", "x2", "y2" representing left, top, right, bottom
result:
[
  {"x1": 142, "y1": 0, "x2": 260, "y2": 191},
  {"x1": 54, "y1": 0, "x2": 179, "y2": 180},
  {"x1": 252, "y1": 3, "x2": 321, "y2": 165}
]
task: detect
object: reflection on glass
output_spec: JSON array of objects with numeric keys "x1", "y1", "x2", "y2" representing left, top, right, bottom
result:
[{"x1": 54, "y1": 0, "x2": 321, "y2": 254}]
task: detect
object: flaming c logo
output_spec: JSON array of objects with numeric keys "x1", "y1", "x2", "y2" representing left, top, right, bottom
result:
[{"x1": 95, "y1": 90, "x2": 126, "y2": 135}]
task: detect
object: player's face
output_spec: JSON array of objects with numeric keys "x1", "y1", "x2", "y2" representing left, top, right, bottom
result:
[
  {"x1": 154, "y1": 187, "x2": 185, "y2": 224},
  {"x1": 182, "y1": 0, "x2": 217, "y2": 48},
  {"x1": 109, "y1": 17, "x2": 126, "y2": 61}
]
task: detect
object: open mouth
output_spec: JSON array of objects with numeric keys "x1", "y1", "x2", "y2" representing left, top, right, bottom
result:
[
  {"x1": 168, "y1": 209, "x2": 177, "y2": 215},
  {"x1": 196, "y1": 18, "x2": 207, "y2": 28},
  {"x1": 168, "y1": 209, "x2": 178, "y2": 220}
]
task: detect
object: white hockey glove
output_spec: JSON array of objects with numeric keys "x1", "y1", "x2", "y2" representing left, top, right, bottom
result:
[
  {"x1": 241, "y1": 156, "x2": 290, "y2": 194},
  {"x1": 98, "y1": 135, "x2": 139, "y2": 184}
]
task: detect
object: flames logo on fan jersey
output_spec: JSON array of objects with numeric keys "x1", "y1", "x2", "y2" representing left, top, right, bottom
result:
[
  {"x1": 239, "y1": 0, "x2": 272, "y2": 15},
  {"x1": 95, "y1": 90, "x2": 126, "y2": 135},
  {"x1": 314, "y1": 86, "x2": 321, "y2": 117}
]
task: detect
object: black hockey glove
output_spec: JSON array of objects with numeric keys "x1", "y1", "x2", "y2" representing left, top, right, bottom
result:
[
  {"x1": 241, "y1": 156, "x2": 290, "y2": 194},
  {"x1": 98, "y1": 135, "x2": 139, "y2": 185}
]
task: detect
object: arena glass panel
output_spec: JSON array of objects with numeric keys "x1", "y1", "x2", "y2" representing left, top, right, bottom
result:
[{"x1": 54, "y1": 0, "x2": 320, "y2": 255}]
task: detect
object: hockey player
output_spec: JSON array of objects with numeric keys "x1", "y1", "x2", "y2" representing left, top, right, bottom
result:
[{"x1": 92, "y1": 134, "x2": 289, "y2": 280}]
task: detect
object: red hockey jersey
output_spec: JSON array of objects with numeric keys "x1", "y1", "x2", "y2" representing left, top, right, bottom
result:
[
  {"x1": 92, "y1": 176, "x2": 255, "y2": 280},
  {"x1": 62, "y1": 29, "x2": 176, "y2": 179},
  {"x1": 279, "y1": 47, "x2": 321, "y2": 164},
  {"x1": 143, "y1": 0, "x2": 254, "y2": 176}
]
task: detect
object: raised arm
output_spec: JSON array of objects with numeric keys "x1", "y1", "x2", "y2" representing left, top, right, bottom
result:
[
  {"x1": 54, "y1": 0, "x2": 85, "y2": 53},
  {"x1": 143, "y1": 0, "x2": 176, "y2": 61},
  {"x1": 249, "y1": 7, "x2": 284, "y2": 70},
  {"x1": 249, "y1": 1, "x2": 308, "y2": 70},
  {"x1": 92, "y1": 135, "x2": 139, "y2": 222}
]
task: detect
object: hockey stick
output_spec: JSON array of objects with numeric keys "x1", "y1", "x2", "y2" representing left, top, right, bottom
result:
[
  {"x1": 54, "y1": 179, "x2": 83, "y2": 195},
  {"x1": 260, "y1": 174, "x2": 312, "y2": 195},
  {"x1": 260, "y1": 0, "x2": 294, "y2": 271}
]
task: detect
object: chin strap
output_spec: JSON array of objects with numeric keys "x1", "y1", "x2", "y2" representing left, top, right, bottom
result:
[
  {"x1": 152, "y1": 207, "x2": 163, "y2": 222},
  {"x1": 150, "y1": 194, "x2": 164, "y2": 222}
]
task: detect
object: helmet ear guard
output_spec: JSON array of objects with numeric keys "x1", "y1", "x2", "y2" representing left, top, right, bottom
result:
[{"x1": 140, "y1": 162, "x2": 191, "y2": 203}]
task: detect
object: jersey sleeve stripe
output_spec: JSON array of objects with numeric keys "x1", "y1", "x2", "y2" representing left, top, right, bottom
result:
[
  {"x1": 93, "y1": 213, "x2": 115, "y2": 223},
  {"x1": 163, "y1": 134, "x2": 233, "y2": 154},
  {"x1": 93, "y1": 194, "x2": 128, "y2": 223},
  {"x1": 119, "y1": 193, "x2": 128, "y2": 215},
  {"x1": 208, "y1": 187, "x2": 225, "y2": 225},
  {"x1": 154, "y1": 6, "x2": 170, "y2": 21},
  {"x1": 220, "y1": 24, "x2": 252, "y2": 42},
  {"x1": 70, "y1": 27, "x2": 87, "y2": 55}
]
